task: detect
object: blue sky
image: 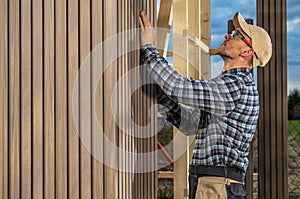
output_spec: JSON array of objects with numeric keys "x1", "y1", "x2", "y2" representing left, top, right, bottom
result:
[
  {"x1": 287, "y1": 0, "x2": 300, "y2": 92},
  {"x1": 211, "y1": 0, "x2": 300, "y2": 93}
]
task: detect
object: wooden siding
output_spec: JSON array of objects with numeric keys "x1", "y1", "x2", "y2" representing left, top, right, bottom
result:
[
  {"x1": 257, "y1": 0, "x2": 288, "y2": 198},
  {"x1": 0, "y1": 0, "x2": 157, "y2": 198}
]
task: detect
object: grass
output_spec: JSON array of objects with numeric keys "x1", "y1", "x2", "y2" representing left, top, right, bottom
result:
[{"x1": 289, "y1": 120, "x2": 300, "y2": 141}]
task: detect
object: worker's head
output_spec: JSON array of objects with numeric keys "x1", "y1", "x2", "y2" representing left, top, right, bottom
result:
[
  {"x1": 233, "y1": 12, "x2": 272, "y2": 67},
  {"x1": 217, "y1": 12, "x2": 272, "y2": 70}
]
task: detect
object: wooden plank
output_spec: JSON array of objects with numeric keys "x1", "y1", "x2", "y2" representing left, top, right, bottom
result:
[
  {"x1": 257, "y1": 0, "x2": 288, "y2": 198},
  {"x1": 123, "y1": 1, "x2": 132, "y2": 198},
  {"x1": 173, "y1": 0, "x2": 188, "y2": 76},
  {"x1": 21, "y1": 0, "x2": 32, "y2": 197},
  {"x1": 118, "y1": 0, "x2": 125, "y2": 198},
  {"x1": 200, "y1": 0, "x2": 211, "y2": 80},
  {"x1": 280, "y1": 1, "x2": 289, "y2": 197},
  {"x1": 91, "y1": 0, "x2": 105, "y2": 198},
  {"x1": 103, "y1": 0, "x2": 118, "y2": 198},
  {"x1": 149, "y1": 3, "x2": 159, "y2": 196},
  {"x1": 67, "y1": 0, "x2": 79, "y2": 198},
  {"x1": 173, "y1": 0, "x2": 189, "y2": 198},
  {"x1": 183, "y1": 30, "x2": 209, "y2": 53},
  {"x1": 44, "y1": 0, "x2": 55, "y2": 198},
  {"x1": 8, "y1": 0, "x2": 21, "y2": 197},
  {"x1": 0, "y1": 0, "x2": 8, "y2": 198},
  {"x1": 188, "y1": 0, "x2": 200, "y2": 38},
  {"x1": 157, "y1": 0, "x2": 172, "y2": 56},
  {"x1": 200, "y1": 0, "x2": 210, "y2": 46},
  {"x1": 32, "y1": 0, "x2": 44, "y2": 197},
  {"x1": 79, "y1": 0, "x2": 92, "y2": 197},
  {"x1": 157, "y1": 171, "x2": 174, "y2": 179},
  {"x1": 269, "y1": 2, "x2": 277, "y2": 198},
  {"x1": 55, "y1": 0, "x2": 68, "y2": 198},
  {"x1": 124, "y1": 1, "x2": 131, "y2": 198},
  {"x1": 257, "y1": 2, "x2": 269, "y2": 198}
]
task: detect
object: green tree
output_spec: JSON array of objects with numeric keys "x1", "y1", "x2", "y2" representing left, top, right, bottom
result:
[{"x1": 288, "y1": 88, "x2": 300, "y2": 120}]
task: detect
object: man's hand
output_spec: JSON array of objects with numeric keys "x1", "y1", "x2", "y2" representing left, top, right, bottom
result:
[{"x1": 139, "y1": 10, "x2": 155, "y2": 46}]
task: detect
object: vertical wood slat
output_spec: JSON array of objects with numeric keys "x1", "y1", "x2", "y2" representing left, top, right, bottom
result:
[
  {"x1": 79, "y1": 0, "x2": 92, "y2": 197},
  {"x1": 55, "y1": 0, "x2": 68, "y2": 198},
  {"x1": 91, "y1": 0, "x2": 104, "y2": 198},
  {"x1": 21, "y1": 0, "x2": 32, "y2": 198},
  {"x1": 44, "y1": 0, "x2": 55, "y2": 198},
  {"x1": 0, "y1": 0, "x2": 8, "y2": 198},
  {"x1": 268, "y1": 2, "x2": 277, "y2": 199},
  {"x1": 118, "y1": 0, "x2": 125, "y2": 198},
  {"x1": 200, "y1": 0, "x2": 211, "y2": 80},
  {"x1": 156, "y1": 0, "x2": 172, "y2": 56},
  {"x1": 9, "y1": 0, "x2": 21, "y2": 197},
  {"x1": 280, "y1": 0, "x2": 289, "y2": 196},
  {"x1": 32, "y1": 0, "x2": 44, "y2": 197},
  {"x1": 67, "y1": 0, "x2": 79, "y2": 198},
  {"x1": 151, "y1": 0, "x2": 157, "y2": 196},
  {"x1": 257, "y1": 0, "x2": 288, "y2": 198},
  {"x1": 173, "y1": 0, "x2": 189, "y2": 198},
  {"x1": 125, "y1": 1, "x2": 131, "y2": 198},
  {"x1": 103, "y1": 0, "x2": 118, "y2": 198}
]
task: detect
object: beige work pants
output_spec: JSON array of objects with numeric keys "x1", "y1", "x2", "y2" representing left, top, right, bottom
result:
[{"x1": 195, "y1": 176, "x2": 242, "y2": 199}]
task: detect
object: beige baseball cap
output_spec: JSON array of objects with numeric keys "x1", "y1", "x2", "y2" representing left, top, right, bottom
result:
[{"x1": 233, "y1": 12, "x2": 272, "y2": 67}]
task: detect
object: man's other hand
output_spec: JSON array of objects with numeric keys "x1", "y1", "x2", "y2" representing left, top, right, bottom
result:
[{"x1": 139, "y1": 10, "x2": 155, "y2": 46}]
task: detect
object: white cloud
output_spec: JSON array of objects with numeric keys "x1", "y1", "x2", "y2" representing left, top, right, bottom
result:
[{"x1": 287, "y1": 17, "x2": 300, "y2": 31}]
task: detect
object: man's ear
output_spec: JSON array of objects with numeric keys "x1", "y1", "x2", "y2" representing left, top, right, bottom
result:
[{"x1": 241, "y1": 48, "x2": 255, "y2": 57}]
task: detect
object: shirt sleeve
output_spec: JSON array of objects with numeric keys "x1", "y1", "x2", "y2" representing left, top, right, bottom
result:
[
  {"x1": 158, "y1": 93, "x2": 211, "y2": 136},
  {"x1": 141, "y1": 44, "x2": 241, "y2": 115}
]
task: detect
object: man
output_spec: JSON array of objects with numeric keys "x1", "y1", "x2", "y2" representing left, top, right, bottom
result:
[{"x1": 139, "y1": 10, "x2": 272, "y2": 199}]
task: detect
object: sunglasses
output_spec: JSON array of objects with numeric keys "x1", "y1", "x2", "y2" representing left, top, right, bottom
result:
[{"x1": 231, "y1": 29, "x2": 258, "y2": 59}]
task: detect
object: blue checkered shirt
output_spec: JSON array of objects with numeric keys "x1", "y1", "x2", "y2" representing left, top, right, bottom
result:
[{"x1": 141, "y1": 44, "x2": 259, "y2": 173}]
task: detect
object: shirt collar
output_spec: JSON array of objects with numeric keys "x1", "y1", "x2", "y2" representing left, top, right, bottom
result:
[{"x1": 222, "y1": 68, "x2": 252, "y2": 75}]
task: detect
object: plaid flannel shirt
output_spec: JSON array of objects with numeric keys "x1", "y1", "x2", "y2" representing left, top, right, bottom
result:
[{"x1": 141, "y1": 44, "x2": 260, "y2": 173}]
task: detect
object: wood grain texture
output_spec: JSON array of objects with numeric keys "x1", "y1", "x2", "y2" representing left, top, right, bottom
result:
[
  {"x1": 32, "y1": 0, "x2": 44, "y2": 197},
  {"x1": 21, "y1": 0, "x2": 32, "y2": 197},
  {"x1": 55, "y1": 0, "x2": 68, "y2": 198},
  {"x1": 44, "y1": 0, "x2": 55, "y2": 198},
  {"x1": 0, "y1": 1, "x2": 158, "y2": 198},
  {"x1": 67, "y1": 0, "x2": 80, "y2": 198},
  {"x1": 9, "y1": 0, "x2": 21, "y2": 197},
  {"x1": 0, "y1": 0, "x2": 8, "y2": 198}
]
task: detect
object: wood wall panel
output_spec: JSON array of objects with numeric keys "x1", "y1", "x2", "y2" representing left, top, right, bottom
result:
[
  {"x1": 21, "y1": 0, "x2": 32, "y2": 197},
  {"x1": 68, "y1": 0, "x2": 80, "y2": 198},
  {"x1": 55, "y1": 0, "x2": 68, "y2": 198},
  {"x1": 44, "y1": 0, "x2": 56, "y2": 198},
  {"x1": 32, "y1": 0, "x2": 44, "y2": 197},
  {"x1": 0, "y1": 0, "x2": 8, "y2": 198},
  {"x1": 91, "y1": 0, "x2": 104, "y2": 199},
  {"x1": 8, "y1": 0, "x2": 21, "y2": 197},
  {"x1": 0, "y1": 0, "x2": 157, "y2": 198},
  {"x1": 257, "y1": 0, "x2": 288, "y2": 198}
]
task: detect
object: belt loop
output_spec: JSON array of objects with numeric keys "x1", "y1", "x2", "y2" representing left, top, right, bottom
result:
[{"x1": 224, "y1": 166, "x2": 228, "y2": 178}]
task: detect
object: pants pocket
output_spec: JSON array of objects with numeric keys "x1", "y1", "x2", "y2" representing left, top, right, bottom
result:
[
  {"x1": 196, "y1": 182, "x2": 226, "y2": 199},
  {"x1": 226, "y1": 183, "x2": 246, "y2": 199}
]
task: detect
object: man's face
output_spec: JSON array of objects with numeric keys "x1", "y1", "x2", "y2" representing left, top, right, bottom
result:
[{"x1": 218, "y1": 28, "x2": 251, "y2": 60}]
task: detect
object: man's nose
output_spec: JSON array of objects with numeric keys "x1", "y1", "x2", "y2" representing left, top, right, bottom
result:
[{"x1": 225, "y1": 34, "x2": 231, "y2": 40}]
